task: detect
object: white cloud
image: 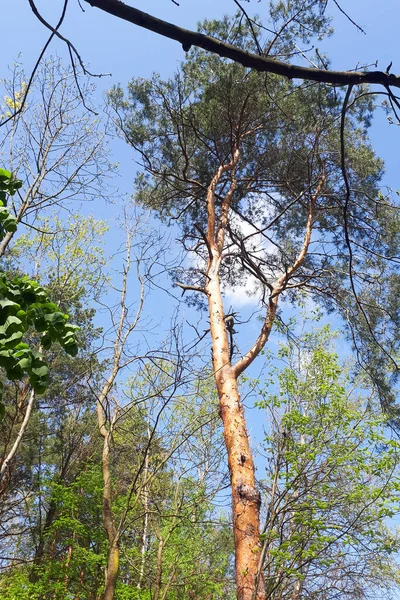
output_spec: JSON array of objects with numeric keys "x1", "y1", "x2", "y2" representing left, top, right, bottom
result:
[
  {"x1": 223, "y1": 275, "x2": 261, "y2": 308},
  {"x1": 222, "y1": 208, "x2": 276, "y2": 308}
]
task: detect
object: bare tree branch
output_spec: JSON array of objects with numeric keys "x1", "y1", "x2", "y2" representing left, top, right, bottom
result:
[
  {"x1": 83, "y1": 0, "x2": 400, "y2": 88},
  {"x1": 0, "y1": 390, "x2": 35, "y2": 483},
  {"x1": 331, "y1": 0, "x2": 366, "y2": 35},
  {"x1": 0, "y1": 0, "x2": 68, "y2": 127}
]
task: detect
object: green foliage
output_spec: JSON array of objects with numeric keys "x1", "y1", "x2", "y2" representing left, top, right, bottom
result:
[
  {"x1": 0, "y1": 466, "x2": 107, "y2": 600},
  {"x1": 0, "y1": 169, "x2": 79, "y2": 418},
  {"x1": 259, "y1": 325, "x2": 400, "y2": 598},
  {"x1": 158, "y1": 501, "x2": 234, "y2": 600},
  {"x1": 0, "y1": 168, "x2": 19, "y2": 242},
  {"x1": 112, "y1": 371, "x2": 234, "y2": 599},
  {"x1": 11, "y1": 212, "x2": 109, "y2": 305},
  {"x1": 268, "y1": 0, "x2": 333, "y2": 45},
  {"x1": 0, "y1": 354, "x2": 234, "y2": 599},
  {"x1": 0, "y1": 275, "x2": 79, "y2": 398}
]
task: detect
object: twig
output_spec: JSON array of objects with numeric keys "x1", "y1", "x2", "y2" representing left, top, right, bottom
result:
[
  {"x1": 0, "y1": 0, "x2": 69, "y2": 127},
  {"x1": 332, "y1": 0, "x2": 366, "y2": 35},
  {"x1": 340, "y1": 84, "x2": 398, "y2": 371}
]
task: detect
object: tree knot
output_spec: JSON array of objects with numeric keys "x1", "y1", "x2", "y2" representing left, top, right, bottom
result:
[{"x1": 236, "y1": 481, "x2": 261, "y2": 507}]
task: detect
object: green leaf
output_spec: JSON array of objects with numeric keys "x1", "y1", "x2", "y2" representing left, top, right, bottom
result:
[
  {"x1": 17, "y1": 357, "x2": 32, "y2": 370},
  {"x1": 0, "y1": 168, "x2": 12, "y2": 179},
  {"x1": 0, "y1": 315, "x2": 23, "y2": 336},
  {"x1": 31, "y1": 365, "x2": 50, "y2": 378},
  {"x1": 2, "y1": 330, "x2": 23, "y2": 348},
  {"x1": 0, "y1": 169, "x2": 79, "y2": 406}
]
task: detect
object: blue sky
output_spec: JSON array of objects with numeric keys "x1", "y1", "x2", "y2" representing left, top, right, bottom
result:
[
  {"x1": 3, "y1": 1, "x2": 399, "y2": 198},
  {"x1": 2, "y1": 2, "x2": 400, "y2": 593},
  {"x1": 3, "y1": 0, "x2": 400, "y2": 447},
  {"x1": 3, "y1": 3, "x2": 399, "y2": 407}
]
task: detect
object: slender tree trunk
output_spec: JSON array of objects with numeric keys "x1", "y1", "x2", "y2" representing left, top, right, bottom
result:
[
  {"x1": 95, "y1": 221, "x2": 146, "y2": 599},
  {"x1": 63, "y1": 543, "x2": 73, "y2": 594},
  {"x1": 137, "y1": 425, "x2": 150, "y2": 591},
  {"x1": 98, "y1": 407, "x2": 120, "y2": 600},
  {"x1": 104, "y1": 542, "x2": 119, "y2": 600},
  {"x1": 160, "y1": 568, "x2": 176, "y2": 600},
  {"x1": 290, "y1": 579, "x2": 303, "y2": 600},
  {"x1": 96, "y1": 377, "x2": 120, "y2": 600},
  {"x1": 0, "y1": 230, "x2": 15, "y2": 258},
  {"x1": 0, "y1": 389, "x2": 35, "y2": 483},
  {"x1": 153, "y1": 537, "x2": 164, "y2": 600},
  {"x1": 206, "y1": 260, "x2": 265, "y2": 600}
]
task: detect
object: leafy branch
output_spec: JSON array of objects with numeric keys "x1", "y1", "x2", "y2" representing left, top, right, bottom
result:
[{"x1": 0, "y1": 169, "x2": 79, "y2": 419}]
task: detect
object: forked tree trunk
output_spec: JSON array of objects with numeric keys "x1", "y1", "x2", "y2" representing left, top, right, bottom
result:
[
  {"x1": 201, "y1": 150, "x2": 265, "y2": 599},
  {"x1": 204, "y1": 148, "x2": 324, "y2": 599}
]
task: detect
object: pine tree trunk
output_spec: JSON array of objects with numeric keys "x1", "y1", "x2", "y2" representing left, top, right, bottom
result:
[{"x1": 207, "y1": 258, "x2": 265, "y2": 600}]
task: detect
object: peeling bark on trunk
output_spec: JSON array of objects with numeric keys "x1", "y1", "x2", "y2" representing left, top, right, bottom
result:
[
  {"x1": 202, "y1": 150, "x2": 266, "y2": 599},
  {"x1": 204, "y1": 149, "x2": 325, "y2": 598},
  {"x1": 207, "y1": 260, "x2": 265, "y2": 600}
]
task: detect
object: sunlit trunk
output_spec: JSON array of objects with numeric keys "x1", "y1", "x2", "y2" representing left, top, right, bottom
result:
[
  {"x1": 207, "y1": 255, "x2": 265, "y2": 600},
  {"x1": 153, "y1": 538, "x2": 164, "y2": 600},
  {"x1": 103, "y1": 542, "x2": 119, "y2": 600}
]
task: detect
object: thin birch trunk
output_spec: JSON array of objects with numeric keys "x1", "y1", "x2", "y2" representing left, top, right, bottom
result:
[{"x1": 0, "y1": 388, "x2": 35, "y2": 481}]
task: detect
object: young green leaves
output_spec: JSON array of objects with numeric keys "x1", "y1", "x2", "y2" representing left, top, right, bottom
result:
[
  {"x1": 0, "y1": 169, "x2": 79, "y2": 419},
  {"x1": 0, "y1": 168, "x2": 19, "y2": 240}
]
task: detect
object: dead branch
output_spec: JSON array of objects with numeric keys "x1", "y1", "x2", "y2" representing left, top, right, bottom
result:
[{"x1": 83, "y1": 0, "x2": 400, "y2": 89}]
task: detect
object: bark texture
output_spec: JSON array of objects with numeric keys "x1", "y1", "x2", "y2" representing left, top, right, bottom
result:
[
  {"x1": 100, "y1": 422, "x2": 119, "y2": 600},
  {"x1": 207, "y1": 269, "x2": 265, "y2": 600},
  {"x1": 204, "y1": 150, "x2": 325, "y2": 598},
  {"x1": 204, "y1": 151, "x2": 265, "y2": 599},
  {"x1": 97, "y1": 387, "x2": 119, "y2": 600}
]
